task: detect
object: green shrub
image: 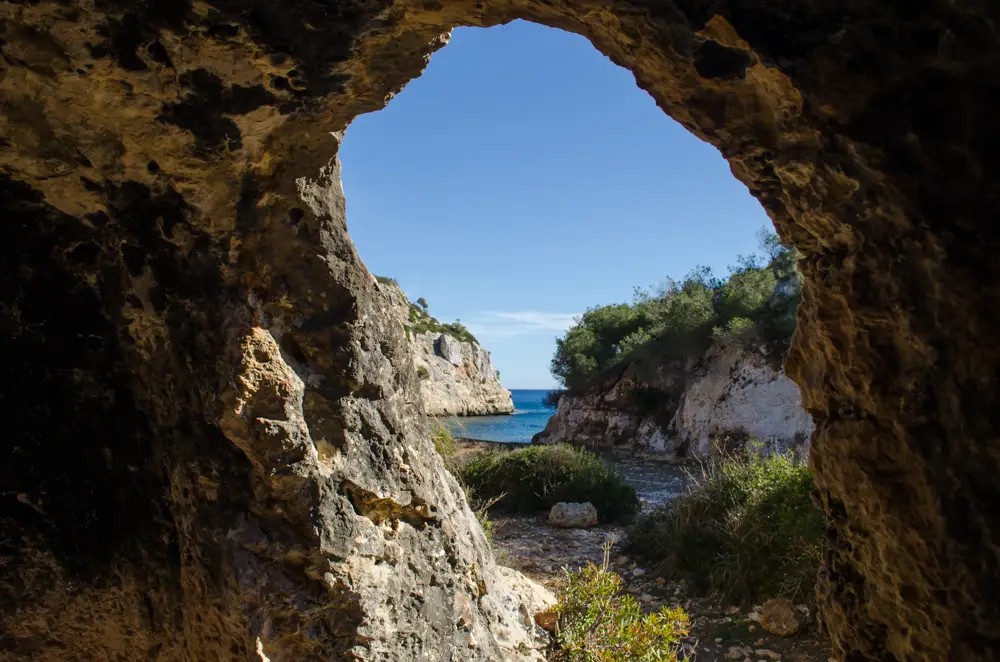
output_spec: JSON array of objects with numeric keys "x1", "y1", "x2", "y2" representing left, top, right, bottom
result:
[
  {"x1": 408, "y1": 302, "x2": 479, "y2": 344},
  {"x1": 456, "y1": 444, "x2": 638, "y2": 522},
  {"x1": 711, "y1": 316, "x2": 757, "y2": 342},
  {"x1": 416, "y1": 365, "x2": 430, "y2": 380},
  {"x1": 550, "y1": 229, "x2": 801, "y2": 391},
  {"x1": 627, "y1": 447, "x2": 824, "y2": 605},
  {"x1": 552, "y1": 544, "x2": 689, "y2": 662},
  {"x1": 431, "y1": 425, "x2": 458, "y2": 457}
]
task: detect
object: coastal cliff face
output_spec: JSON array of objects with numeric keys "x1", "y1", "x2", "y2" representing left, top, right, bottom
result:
[
  {"x1": 534, "y1": 361, "x2": 688, "y2": 454},
  {"x1": 671, "y1": 340, "x2": 813, "y2": 455},
  {"x1": 3, "y1": 0, "x2": 1000, "y2": 659},
  {"x1": 383, "y1": 281, "x2": 514, "y2": 417},
  {"x1": 535, "y1": 339, "x2": 813, "y2": 458},
  {"x1": 413, "y1": 332, "x2": 515, "y2": 416}
]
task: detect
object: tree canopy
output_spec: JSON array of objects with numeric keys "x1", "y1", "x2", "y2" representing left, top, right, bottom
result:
[{"x1": 551, "y1": 229, "x2": 800, "y2": 390}]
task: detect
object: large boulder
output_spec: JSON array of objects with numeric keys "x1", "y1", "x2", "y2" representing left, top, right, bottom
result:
[{"x1": 436, "y1": 334, "x2": 465, "y2": 366}]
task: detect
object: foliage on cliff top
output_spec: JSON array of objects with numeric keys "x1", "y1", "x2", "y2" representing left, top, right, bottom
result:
[
  {"x1": 407, "y1": 302, "x2": 479, "y2": 344},
  {"x1": 455, "y1": 444, "x2": 639, "y2": 522},
  {"x1": 375, "y1": 275, "x2": 479, "y2": 344},
  {"x1": 551, "y1": 543, "x2": 690, "y2": 661},
  {"x1": 551, "y1": 228, "x2": 799, "y2": 390},
  {"x1": 627, "y1": 445, "x2": 824, "y2": 605}
]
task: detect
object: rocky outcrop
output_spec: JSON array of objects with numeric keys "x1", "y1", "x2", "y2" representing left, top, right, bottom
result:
[
  {"x1": 414, "y1": 332, "x2": 515, "y2": 416},
  {"x1": 670, "y1": 340, "x2": 814, "y2": 456},
  {"x1": 532, "y1": 361, "x2": 688, "y2": 454},
  {"x1": 3, "y1": 0, "x2": 1000, "y2": 660},
  {"x1": 382, "y1": 282, "x2": 514, "y2": 416},
  {"x1": 534, "y1": 339, "x2": 812, "y2": 457}
]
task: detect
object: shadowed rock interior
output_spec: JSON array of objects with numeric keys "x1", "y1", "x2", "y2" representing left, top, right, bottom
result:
[{"x1": 1, "y1": 0, "x2": 999, "y2": 659}]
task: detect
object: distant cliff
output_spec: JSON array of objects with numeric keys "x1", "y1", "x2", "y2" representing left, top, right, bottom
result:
[
  {"x1": 378, "y1": 276, "x2": 514, "y2": 417},
  {"x1": 535, "y1": 238, "x2": 811, "y2": 456},
  {"x1": 534, "y1": 338, "x2": 812, "y2": 456}
]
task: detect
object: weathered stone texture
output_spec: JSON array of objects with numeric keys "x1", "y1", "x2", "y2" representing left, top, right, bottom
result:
[
  {"x1": 534, "y1": 339, "x2": 812, "y2": 457},
  {"x1": 671, "y1": 339, "x2": 814, "y2": 456},
  {"x1": 415, "y1": 332, "x2": 516, "y2": 416},
  {"x1": 2, "y1": 0, "x2": 999, "y2": 660}
]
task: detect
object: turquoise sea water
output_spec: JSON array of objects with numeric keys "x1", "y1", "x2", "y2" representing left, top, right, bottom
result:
[{"x1": 445, "y1": 389, "x2": 555, "y2": 444}]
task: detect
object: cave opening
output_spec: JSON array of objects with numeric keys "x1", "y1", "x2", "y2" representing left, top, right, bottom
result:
[{"x1": 1, "y1": 1, "x2": 998, "y2": 661}]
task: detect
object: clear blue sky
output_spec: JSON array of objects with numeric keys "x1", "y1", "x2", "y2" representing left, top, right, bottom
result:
[{"x1": 340, "y1": 21, "x2": 773, "y2": 389}]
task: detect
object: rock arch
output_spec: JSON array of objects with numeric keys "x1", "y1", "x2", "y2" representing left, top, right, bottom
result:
[{"x1": 1, "y1": 1, "x2": 998, "y2": 660}]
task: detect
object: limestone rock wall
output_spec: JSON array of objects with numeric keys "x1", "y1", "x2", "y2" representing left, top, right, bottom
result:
[
  {"x1": 413, "y1": 332, "x2": 515, "y2": 416},
  {"x1": 534, "y1": 340, "x2": 812, "y2": 457},
  {"x1": 2, "y1": 0, "x2": 1000, "y2": 659},
  {"x1": 670, "y1": 340, "x2": 815, "y2": 456},
  {"x1": 382, "y1": 281, "x2": 514, "y2": 416},
  {"x1": 532, "y1": 361, "x2": 687, "y2": 454}
]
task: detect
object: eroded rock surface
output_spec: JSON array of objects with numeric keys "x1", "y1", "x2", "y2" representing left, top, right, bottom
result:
[
  {"x1": 535, "y1": 339, "x2": 811, "y2": 458},
  {"x1": 533, "y1": 360, "x2": 688, "y2": 452},
  {"x1": 670, "y1": 339, "x2": 814, "y2": 456},
  {"x1": 414, "y1": 332, "x2": 515, "y2": 416},
  {"x1": 2, "y1": 0, "x2": 999, "y2": 660},
  {"x1": 383, "y1": 280, "x2": 514, "y2": 416}
]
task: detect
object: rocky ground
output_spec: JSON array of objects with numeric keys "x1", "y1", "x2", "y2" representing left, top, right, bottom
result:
[{"x1": 486, "y1": 450, "x2": 833, "y2": 662}]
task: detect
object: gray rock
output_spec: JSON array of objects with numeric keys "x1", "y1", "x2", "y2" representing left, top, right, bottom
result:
[
  {"x1": 411, "y1": 331, "x2": 513, "y2": 416},
  {"x1": 548, "y1": 502, "x2": 599, "y2": 528},
  {"x1": 436, "y1": 333, "x2": 465, "y2": 366},
  {"x1": 382, "y1": 285, "x2": 513, "y2": 417}
]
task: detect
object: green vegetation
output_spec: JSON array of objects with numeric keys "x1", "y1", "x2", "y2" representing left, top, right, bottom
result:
[
  {"x1": 551, "y1": 543, "x2": 690, "y2": 662},
  {"x1": 416, "y1": 365, "x2": 430, "y2": 380},
  {"x1": 431, "y1": 424, "x2": 458, "y2": 457},
  {"x1": 455, "y1": 444, "x2": 639, "y2": 522},
  {"x1": 551, "y1": 229, "x2": 799, "y2": 390},
  {"x1": 407, "y1": 300, "x2": 478, "y2": 344},
  {"x1": 375, "y1": 276, "x2": 479, "y2": 345},
  {"x1": 627, "y1": 446, "x2": 824, "y2": 605}
]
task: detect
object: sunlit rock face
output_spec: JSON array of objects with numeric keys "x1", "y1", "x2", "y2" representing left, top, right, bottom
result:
[
  {"x1": 413, "y1": 332, "x2": 515, "y2": 416},
  {"x1": 2, "y1": 0, "x2": 999, "y2": 660},
  {"x1": 382, "y1": 283, "x2": 514, "y2": 416},
  {"x1": 535, "y1": 339, "x2": 812, "y2": 457}
]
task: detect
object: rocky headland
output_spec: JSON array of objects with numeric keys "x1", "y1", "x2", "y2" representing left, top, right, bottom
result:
[{"x1": 382, "y1": 278, "x2": 514, "y2": 417}]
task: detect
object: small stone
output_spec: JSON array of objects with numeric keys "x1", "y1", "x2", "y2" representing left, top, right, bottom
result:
[
  {"x1": 727, "y1": 605, "x2": 741, "y2": 615},
  {"x1": 727, "y1": 647, "x2": 743, "y2": 660},
  {"x1": 632, "y1": 567, "x2": 646, "y2": 577},
  {"x1": 714, "y1": 637, "x2": 723, "y2": 643},
  {"x1": 748, "y1": 624, "x2": 756, "y2": 632},
  {"x1": 748, "y1": 612, "x2": 762, "y2": 623},
  {"x1": 640, "y1": 594, "x2": 654, "y2": 603},
  {"x1": 760, "y1": 597, "x2": 801, "y2": 636},
  {"x1": 755, "y1": 650, "x2": 782, "y2": 660}
]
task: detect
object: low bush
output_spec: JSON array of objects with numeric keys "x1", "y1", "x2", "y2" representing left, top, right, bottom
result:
[
  {"x1": 456, "y1": 444, "x2": 639, "y2": 522},
  {"x1": 551, "y1": 543, "x2": 689, "y2": 661},
  {"x1": 431, "y1": 425, "x2": 458, "y2": 457},
  {"x1": 416, "y1": 365, "x2": 430, "y2": 380},
  {"x1": 627, "y1": 447, "x2": 824, "y2": 605}
]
